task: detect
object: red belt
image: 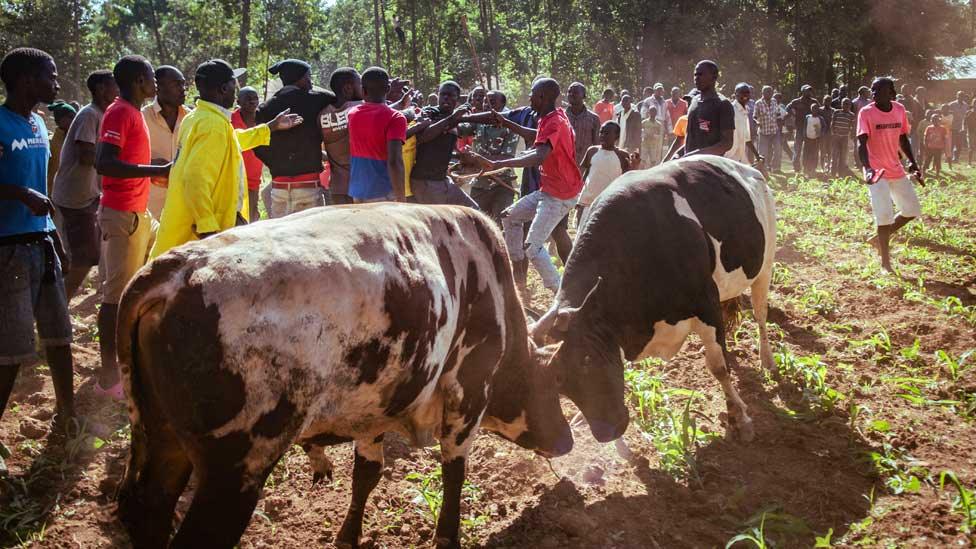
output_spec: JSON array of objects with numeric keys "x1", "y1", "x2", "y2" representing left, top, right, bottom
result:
[{"x1": 271, "y1": 181, "x2": 319, "y2": 190}]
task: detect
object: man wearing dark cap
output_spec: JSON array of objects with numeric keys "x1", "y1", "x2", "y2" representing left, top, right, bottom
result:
[
  {"x1": 787, "y1": 84, "x2": 816, "y2": 172},
  {"x1": 151, "y1": 60, "x2": 301, "y2": 258},
  {"x1": 255, "y1": 58, "x2": 334, "y2": 217},
  {"x1": 319, "y1": 67, "x2": 363, "y2": 206}
]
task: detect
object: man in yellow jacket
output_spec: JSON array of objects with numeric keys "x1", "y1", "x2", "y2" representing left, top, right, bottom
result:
[{"x1": 150, "y1": 59, "x2": 302, "y2": 259}]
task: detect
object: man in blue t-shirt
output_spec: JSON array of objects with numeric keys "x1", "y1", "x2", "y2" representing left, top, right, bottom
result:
[{"x1": 0, "y1": 48, "x2": 75, "y2": 475}]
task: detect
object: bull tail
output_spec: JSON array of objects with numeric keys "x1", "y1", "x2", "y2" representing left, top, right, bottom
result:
[{"x1": 115, "y1": 256, "x2": 184, "y2": 503}]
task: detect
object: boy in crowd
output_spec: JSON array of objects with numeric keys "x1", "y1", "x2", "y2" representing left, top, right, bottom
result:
[
  {"x1": 578, "y1": 120, "x2": 631, "y2": 226},
  {"x1": 923, "y1": 112, "x2": 947, "y2": 177}
]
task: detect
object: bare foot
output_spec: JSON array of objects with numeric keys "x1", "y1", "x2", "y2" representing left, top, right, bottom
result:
[{"x1": 866, "y1": 234, "x2": 880, "y2": 254}]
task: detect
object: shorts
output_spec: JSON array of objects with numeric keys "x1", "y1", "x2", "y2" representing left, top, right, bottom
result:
[
  {"x1": 868, "y1": 176, "x2": 922, "y2": 226},
  {"x1": 270, "y1": 186, "x2": 323, "y2": 218},
  {"x1": 99, "y1": 206, "x2": 157, "y2": 305},
  {"x1": 59, "y1": 201, "x2": 101, "y2": 268},
  {"x1": 0, "y1": 237, "x2": 73, "y2": 364}
]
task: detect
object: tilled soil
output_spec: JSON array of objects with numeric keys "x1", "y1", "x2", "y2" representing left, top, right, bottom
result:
[{"x1": 2, "y1": 173, "x2": 974, "y2": 548}]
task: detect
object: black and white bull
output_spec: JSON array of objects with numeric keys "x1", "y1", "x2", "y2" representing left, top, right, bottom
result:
[
  {"x1": 115, "y1": 204, "x2": 573, "y2": 549},
  {"x1": 532, "y1": 155, "x2": 776, "y2": 443}
]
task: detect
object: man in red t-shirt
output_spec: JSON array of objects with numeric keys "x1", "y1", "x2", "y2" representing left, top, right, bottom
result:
[
  {"x1": 594, "y1": 88, "x2": 616, "y2": 124},
  {"x1": 92, "y1": 55, "x2": 170, "y2": 398},
  {"x1": 232, "y1": 86, "x2": 265, "y2": 221},
  {"x1": 469, "y1": 77, "x2": 583, "y2": 293},
  {"x1": 857, "y1": 76, "x2": 923, "y2": 273}
]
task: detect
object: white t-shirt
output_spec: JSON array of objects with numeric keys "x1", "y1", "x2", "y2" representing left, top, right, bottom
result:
[
  {"x1": 805, "y1": 115, "x2": 823, "y2": 139},
  {"x1": 725, "y1": 100, "x2": 752, "y2": 164}
]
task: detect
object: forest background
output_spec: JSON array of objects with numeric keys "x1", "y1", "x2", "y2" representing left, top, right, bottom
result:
[{"x1": 2, "y1": 0, "x2": 975, "y2": 104}]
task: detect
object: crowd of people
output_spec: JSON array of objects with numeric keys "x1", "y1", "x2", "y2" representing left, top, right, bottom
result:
[{"x1": 0, "y1": 45, "x2": 945, "y2": 476}]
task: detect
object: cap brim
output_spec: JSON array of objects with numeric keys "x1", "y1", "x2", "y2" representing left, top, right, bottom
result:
[{"x1": 232, "y1": 68, "x2": 247, "y2": 80}]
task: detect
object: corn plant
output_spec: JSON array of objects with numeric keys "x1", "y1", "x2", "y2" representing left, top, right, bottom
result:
[
  {"x1": 725, "y1": 512, "x2": 769, "y2": 549},
  {"x1": 937, "y1": 349, "x2": 974, "y2": 382},
  {"x1": 940, "y1": 296, "x2": 976, "y2": 326},
  {"x1": 624, "y1": 368, "x2": 719, "y2": 484},
  {"x1": 939, "y1": 471, "x2": 975, "y2": 534},
  {"x1": 850, "y1": 327, "x2": 893, "y2": 364},
  {"x1": 774, "y1": 348, "x2": 845, "y2": 415}
]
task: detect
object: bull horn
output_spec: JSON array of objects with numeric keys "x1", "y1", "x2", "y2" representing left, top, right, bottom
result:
[
  {"x1": 560, "y1": 276, "x2": 603, "y2": 318},
  {"x1": 529, "y1": 305, "x2": 558, "y2": 345}
]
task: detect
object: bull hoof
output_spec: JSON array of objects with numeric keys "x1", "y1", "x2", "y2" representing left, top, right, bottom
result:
[
  {"x1": 335, "y1": 538, "x2": 357, "y2": 549},
  {"x1": 311, "y1": 469, "x2": 334, "y2": 486},
  {"x1": 434, "y1": 536, "x2": 460, "y2": 549},
  {"x1": 719, "y1": 412, "x2": 755, "y2": 443}
]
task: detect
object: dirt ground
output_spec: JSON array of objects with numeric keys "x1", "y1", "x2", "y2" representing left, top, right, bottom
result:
[{"x1": 1, "y1": 170, "x2": 974, "y2": 548}]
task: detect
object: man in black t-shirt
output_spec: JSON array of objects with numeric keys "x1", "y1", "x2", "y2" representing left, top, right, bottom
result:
[
  {"x1": 411, "y1": 80, "x2": 478, "y2": 208},
  {"x1": 787, "y1": 84, "x2": 816, "y2": 172},
  {"x1": 255, "y1": 59, "x2": 335, "y2": 217},
  {"x1": 681, "y1": 60, "x2": 734, "y2": 157}
]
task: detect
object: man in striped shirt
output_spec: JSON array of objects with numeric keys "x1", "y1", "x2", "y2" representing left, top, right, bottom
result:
[
  {"x1": 754, "y1": 86, "x2": 779, "y2": 172},
  {"x1": 830, "y1": 98, "x2": 856, "y2": 176}
]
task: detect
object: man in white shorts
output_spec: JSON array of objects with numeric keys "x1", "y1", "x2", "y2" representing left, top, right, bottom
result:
[{"x1": 856, "y1": 76, "x2": 923, "y2": 273}]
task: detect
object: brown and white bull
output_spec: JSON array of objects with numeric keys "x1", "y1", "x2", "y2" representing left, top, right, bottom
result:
[
  {"x1": 115, "y1": 204, "x2": 572, "y2": 549},
  {"x1": 533, "y1": 155, "x2": 776, "y2": 443}
]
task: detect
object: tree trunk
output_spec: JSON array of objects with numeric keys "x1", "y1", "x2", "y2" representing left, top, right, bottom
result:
[
  {"x1": 411, "y1": 0, "x2": 418, "y2": 83},
  {"x1": 147, "y1": 0, "x2": 170, "y2": 64},
  {"x1": 71, "y1": 0, "x2": 82, "y2": 101},
  {"x1": 373, "y1": 0, "x2": 382, "y2": 65},
  {"x1": 381, "y1": 0, "x2": 391, "y2": 70},
  {"x1": 239, "y1": 0, "x2": 251, "y2": 84},
  {"x1": 639, "y1": 17, "x2": 653, "y2": 87}
]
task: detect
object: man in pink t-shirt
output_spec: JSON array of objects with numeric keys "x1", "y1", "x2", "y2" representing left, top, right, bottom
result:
[
  {"x1": 856, "y1": 76, "x2": 924, "y2": 273},
  {"x1": 469, "y1": 77, "x2": 583, "y2": 293}
]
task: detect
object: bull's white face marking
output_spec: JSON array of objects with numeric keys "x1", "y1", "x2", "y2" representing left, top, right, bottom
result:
[
  {"x1": 636, "y1": 318, "x2": 696, "y2": 361},
  {"x1": 481, "y1": 411, "x2": 528, "y2": 443},
  {"x1": 671, "y1": 192, "x2": 701, "y2": 226},
  {"x1": 148, "y1": 206, "x2": 514, "y2": 479}
]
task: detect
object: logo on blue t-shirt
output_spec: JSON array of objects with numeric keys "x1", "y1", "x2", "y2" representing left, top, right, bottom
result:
[{"x1": 0, "y1": 107, "x2": 54, "y2": 237}]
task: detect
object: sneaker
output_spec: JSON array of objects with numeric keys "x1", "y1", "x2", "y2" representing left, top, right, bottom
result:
[{"x1": 94, "y1": 380, "x2": 125, "y2": 401}]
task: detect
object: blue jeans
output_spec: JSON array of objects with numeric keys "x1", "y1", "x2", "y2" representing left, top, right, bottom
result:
[
  {"x1": 792, "y1": 127, "x2": 804, "y2": 170},
  {"x1": 502, "y1": 190, "x2": 578, "y2": 292},
  {"x1": 758, "y1": 133, "x2": 778, "y2": 171}
]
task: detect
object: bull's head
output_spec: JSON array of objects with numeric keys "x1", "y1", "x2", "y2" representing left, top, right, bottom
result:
[
  {"x1": 483, "y1": 334, "x2": 574, "y2": 458},
  {"x1": 530, "y1": 278, "x2": 629, "y2": 443}
]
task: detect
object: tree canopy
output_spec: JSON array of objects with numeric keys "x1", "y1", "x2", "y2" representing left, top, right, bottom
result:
[{"x1": 1, "y1": 0, "x2": 972, "y2": 104}]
